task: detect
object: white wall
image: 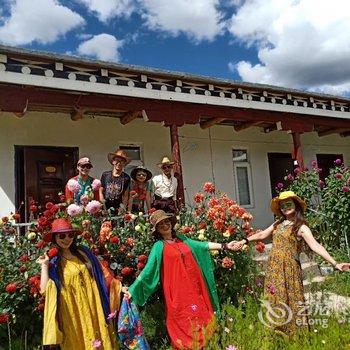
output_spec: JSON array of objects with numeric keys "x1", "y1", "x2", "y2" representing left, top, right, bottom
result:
[{"x1": 1, "y1": 111, "x2": 349, "y2": 228}]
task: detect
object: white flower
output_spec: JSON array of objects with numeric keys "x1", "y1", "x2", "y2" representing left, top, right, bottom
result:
[
  {"x1": 67, "y1": 203, "x2": 83, "y2": 217},
  {"x1": 135, "y1": 224, "x2": 142, "y2": 232},
  {"x1": 198, "y1": 229, "x2": 205, "y2": 235},
  {"x1": 224, "y1": 327, "x2": 230, "y2": 333},
  {"x1": 138, "y1": 212, "x2": 144, "y2": 217},
  {"x1": 27, "y1": 231, "x2": 36, "y2": 240},
  {"x1": 223, "y1": 230, "x2": 230, "y2": 238},
  {"x1": 198, "y1": 233, "x2": 205, "y2": 241}
]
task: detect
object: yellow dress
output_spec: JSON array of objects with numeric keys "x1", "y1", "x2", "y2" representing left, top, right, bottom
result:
[
  {"x1": 43, "y1": 256, "x2": 118, "y2": 349},
  {"x1": 263, "y1": 222, "x2": 309, "y2": 334}
]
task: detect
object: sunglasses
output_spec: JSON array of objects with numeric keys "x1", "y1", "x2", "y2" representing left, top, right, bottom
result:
[
  {"x1": 113, "y1": 158, "x2": 126, "y2": 164},
  {"x1": 162, "y1": 165, "x2": 173, "y2": 170},
  {"x1": 57, "y1": 232, "x2": 75, "y2": 240},
  {"x1": 280, "y1": 201, "x2": 295, "y2": 210},
  {"x1": 80, "y1": 164, "x2": 92, "y2": 169}
]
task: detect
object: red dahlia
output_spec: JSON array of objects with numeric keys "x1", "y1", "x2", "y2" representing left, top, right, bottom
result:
[
  {"x1": 5, "y1": 283, "x2": 18, "y2": 293},
  {"x1": 0, "y1": 313, "x2": 10, "y2": 324},
  {"x1": 48, "y1": 247, "x2": 59, "y2": 258}
]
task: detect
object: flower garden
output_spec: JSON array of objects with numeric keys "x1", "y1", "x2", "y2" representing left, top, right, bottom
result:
[{"x1": 1, "y1": 160, "x2": 350, "y2": 350}]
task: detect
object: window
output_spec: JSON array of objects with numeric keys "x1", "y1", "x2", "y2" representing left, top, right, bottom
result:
[
  {"x1": 232, "y1": 149, "x2": 254, "y2": 207},
  {"x1": 118, "y1": 144, "x2": 143, "y2": 176}
]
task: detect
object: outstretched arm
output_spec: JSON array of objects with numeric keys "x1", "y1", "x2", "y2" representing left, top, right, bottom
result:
[
  {"x1": 37, "y1": 253, "x2": 50, "y2": 293},
  {"x1": 299, "y1": 225, "x2": 350, "y2": 271}
]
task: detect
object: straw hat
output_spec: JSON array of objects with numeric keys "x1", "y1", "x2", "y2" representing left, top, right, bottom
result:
[
  {"x1": 270, "y1": 191, "x2": 307, "y2": 216},
  {"x1": 43, "y1": 218, "x2": 79, "y2": 242},
  {"x1": 130, "y1": 166, "x2": 152, "y2": 181},
  {"x1": 150, "y1": 210, "x2": 177, "y2": 235},
  {"x1": 157, "y1": 156, "x2": 175, "y2": 168},
  {"x1": 107, "y1": 149, "x2": 131, "y2": 165}
]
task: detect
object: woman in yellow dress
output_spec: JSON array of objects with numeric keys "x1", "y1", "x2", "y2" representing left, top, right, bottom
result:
[
  {"x1": 234, "y1": 191, "x2": 350, "y2": 334},
  {"x1": 37, "y1": 218, "x2": 123, "y2": 349}
]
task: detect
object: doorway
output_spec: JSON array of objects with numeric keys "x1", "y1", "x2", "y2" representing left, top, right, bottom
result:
[
  {"x1": 268, "y1": 153, "x2": 294, "y2": 198},
  {"x1": 15, "y1": 146, "x2": 78, "y2": 221}
]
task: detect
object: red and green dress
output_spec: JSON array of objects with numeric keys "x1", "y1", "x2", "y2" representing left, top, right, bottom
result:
[{"x1": 129, "y1": 235, "x2": 219, "y2": 349}]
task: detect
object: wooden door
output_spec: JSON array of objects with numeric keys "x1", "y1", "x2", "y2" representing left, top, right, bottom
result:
[
  {"x1": 268, "y1": 153, "x2": 294, "y2": 198},
  {"x1": 316, "y1": 153, "x2": 344, "y2": 181},
  {"x1": 16, "y1": 146, "x2": 78, "y2": 221}
]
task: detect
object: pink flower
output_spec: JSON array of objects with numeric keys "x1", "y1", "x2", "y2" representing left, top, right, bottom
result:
[
  {"x1": 67, "y1": 204, "x2": 83, "y2": 217},
  {"x1": 267, "y1": 283, "x2": 276, "y2": 295},
  {"x1": 92, "y1": 339, "x2": 101, "y2": 348},
  {"x1": 226, "y1": 346, "x2": 237, "y2": 350},
  {"x1": 91, "y1": 179, "x2": 101, "y2": 191},
  {"x1": 335, "y1": 173, "x2": 343, "y2": 180},
  {"x1": 294, "y1": 167, "x2": 301, "y2": 175},
  {"x1": 342, "y1": 186, "x2": 349, "y2": 193},
  {"x1": 335, "y1": 158, "x2": 342, "y2": 165},
  {"x1": 67, "y1": 179, "x2": 81, "y2": 193},
  {"x1": 107, "y1": 310, "x2": 117, "y2": 320},
  {"x1": 86, "y1": 200, "x2": 102, "y2": 215},
  {"x1": 287, "y1": 174, "x2": 294, "y2": 181},
  {"x1": 276, "y1": 182, "x2": 284, "y2": 190},
  {"x1": 311, "y1": 160, "x2": 317, "y2": 167},
  {"x1": 319, "y1": 180, "x2": 325, "y2": 188},
  {"x1": 80, "y1": 194, "x2": 89, "y2": 205}
]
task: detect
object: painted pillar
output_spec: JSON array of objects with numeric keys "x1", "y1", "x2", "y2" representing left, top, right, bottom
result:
[
  {"x1": 169, "y1": 124, "x2": 185, "y2": 206},
  {"x1": 291, "y1": 132, "x2": 305, "y2": 169}
]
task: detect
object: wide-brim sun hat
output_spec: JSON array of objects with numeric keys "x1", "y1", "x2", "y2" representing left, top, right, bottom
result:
[
  {"x1": 43, "y1": 218, "x2": 80, "y2": 242},
  {"x1": 150, "y1": 210, "x2": 177, "y2": 235},
  {"x1": 270, "y1": 190, "x2": 307, "y2": 216},
  {"x1": 157, "y1": 156, "x2": 175, "y2": 168},
  {"x1": 107, "y1": 149, "x2": 131, "y2": 165},
  {"x1": 130, "y1": 166, "x2": 152, "y2": 182}
]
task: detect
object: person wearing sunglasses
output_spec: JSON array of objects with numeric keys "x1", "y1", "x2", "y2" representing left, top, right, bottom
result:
[
  {"x1": 232, "y1": 191, "x2": 350, "y2": 334},
  {"x1": 151, "y1": 156, "x2": 178, "y2": 214},
  {"x1": 127, "y1": 166, "x2": 153, "y2": 213},
  {"x1": 65, "y1": 157, "x2": 100, "y2": 204},
  {"x1": 37, "y1": 218, "x2": 126, "y2": 349}
]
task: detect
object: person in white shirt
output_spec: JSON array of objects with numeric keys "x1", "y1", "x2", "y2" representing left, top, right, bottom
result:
[{"x1": 152, "y1": 157, "x2": 178, "y2": 213}]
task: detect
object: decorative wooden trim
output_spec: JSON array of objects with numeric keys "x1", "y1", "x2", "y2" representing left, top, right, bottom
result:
[
  {"x1": 234, "y1": 121, "x2": 262, "y2": 132},
  {"x1": 70, "y1": 107, "x2": 85, "y2": 121},
  {"x1": 318, "y1": 127, "x2": 350, "y2": 137},
  {"x1": 200, "y1": 117, "x2": 226, "y2": 129},
  {"x1": 120, "y1": 110, "x2": 142, "y2": 125}
]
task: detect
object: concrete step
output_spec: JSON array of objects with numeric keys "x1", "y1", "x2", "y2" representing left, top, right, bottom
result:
[
  {"x1": 303, "y1": 276, "x2": 327, "y2": 292},
  {"x1": 304, "y1": 291, "x2": 350, "y2": 313}
]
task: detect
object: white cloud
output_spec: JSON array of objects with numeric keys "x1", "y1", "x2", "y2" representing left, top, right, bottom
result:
[
  {"x1": 0, "y1": 0, "x2": 85, "y2": 45},
  {"x1": 77, "y1": 33, "x2": 123, "y2": 61},
  {"x1": 228, "y1": 0, "x2": 350, "y2": 94},
  {"x1": 77, "y1": 0, "x2": 135, "y2": 22},
  {"x1": 139, "y1": 0, "x2": 224, "y2": 42}
]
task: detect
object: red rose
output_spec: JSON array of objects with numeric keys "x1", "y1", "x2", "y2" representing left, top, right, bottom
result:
[
  {"x1": 13, "y1": 213, "x2": 21, "y2": 222},
  {"x1": 19, "y1": 265, "x2": 28, "y2": 273},
  {"x1": 37, "y1": 303, "x2": 45, "y2": 312},
  {"x1": 148, "y1": 207, "x2": 156, "y2": 214},
  {"x1": 198, "y1": 221, "x2": 207, "y2": 230},
  {"x1": 43, "y1": 210, "x2": 52, "y2": 218},
  {"x1": 28, "y1": 276, "x2": 40, "y2": 286},
  {"x1": 221, "y1": 257, "x2": 234, "y2": 269},
  {"x1": 124, "y1": 214, "x2": 132, "y2": 222},
  {"x1": 194, "y1": 193, "x2": 204, "y2": 203},
  {"x1": 19, "y1": 254, "x2": 30, "y2": 263},
  {"x1": 59, "y1": 194, "x2": 66, "y2": 202},
  {"x1": 38, "y1": 217, "x2": 48, "y2": 227},
  {"x1": 256, "y1": 242, "x2": 265, "y2": 253},
  {"x1": 47, "y1": 247, "x2": 59, "y2": 258},
  {"x1": 181, "y1": 226, "x2": 192, "y2": 234},
  {"x1": 45, "y1": 202, "x2": 54, "y2": 210},
  {"x1": 29, "y1": 205, "x2": 38, "y2": 213},
  {"x1": 36, "y1": 240, "x2": 46, "y2": 249},
  {"x1": 109, "y1": 236, "x2": 120, "y2": 244},
  {"x1": 138, "y1": 255, "x2": 148, "y2": 263},
  {"x1": 137, "y1": 262, "x2": 145, "y2": 270},
  {"x1": 50, "y1": 204, "x2": 59, "y2": 214},
  {"x1": 203, "y1": 182, "x2": 215, "y2": 193},
  {"x1": 121, "y1": 267, "x2": 133, "y2": 276},
  {"x1": 5, "y1": 283, "x2": 18, "y2": 293},
  {"x1": 0, "y1": 313, "x2": 10, "y2": 324},
  {"x1": 126, "y1": 238, "x2": 135, "y2": 246}
]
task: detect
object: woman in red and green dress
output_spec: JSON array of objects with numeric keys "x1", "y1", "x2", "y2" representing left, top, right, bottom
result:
[{"x1": 127, "y1": 210, "x2": 238, "y2": 349}]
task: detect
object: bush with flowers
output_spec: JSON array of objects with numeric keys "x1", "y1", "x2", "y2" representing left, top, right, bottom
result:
[
  {"x1": 0, "y1": 182, "x2": 260, "y2": 348},
  {"x1": 276, "y1": 159, "x2": 350, "y2": 252}
]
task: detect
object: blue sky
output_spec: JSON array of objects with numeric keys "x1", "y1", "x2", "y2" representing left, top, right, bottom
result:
[{"x1": 1, "y1": 0, "x2": 350, "y2": 95}]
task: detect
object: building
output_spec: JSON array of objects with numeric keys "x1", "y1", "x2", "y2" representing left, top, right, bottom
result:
[{"x1": 0, "y1": 45, "x2": 349, "y2": 227}]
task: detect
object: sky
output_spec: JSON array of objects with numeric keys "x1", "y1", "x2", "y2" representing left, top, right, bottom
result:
[{"x1": 1, "y1": 0, "x2": 350, "y2": 95}]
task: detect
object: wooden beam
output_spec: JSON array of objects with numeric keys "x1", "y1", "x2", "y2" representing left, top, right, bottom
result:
[
  {"x1": 200, "y1": 117, "x2": 226, "y2": 129},
  {"x1": 318, "y1": 127, "x2": 350, "y2": 137},
  {"x1": 70, "y1": 107, "x2": 85, "y2": 121},
  {"x1": 234, "y1": 121, "x2": 262, "y2": 132},
  {"x1": 120, "y1": 110, "x2": 142, "y2": 125},
  {"x1": 291, "y1": 132, "x2": 305, "y2": 169},
  {"x1": 341, "y1": 131, "x2": 350, "y2": 137}
]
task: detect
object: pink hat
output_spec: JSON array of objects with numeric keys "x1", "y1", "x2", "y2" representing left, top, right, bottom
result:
[
  {"x1": 77, "y1": 157, "x2": 93, "y2": 167},
  {"x1": 43, "y1": 218, "x2": 79, "y2": 242}
]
